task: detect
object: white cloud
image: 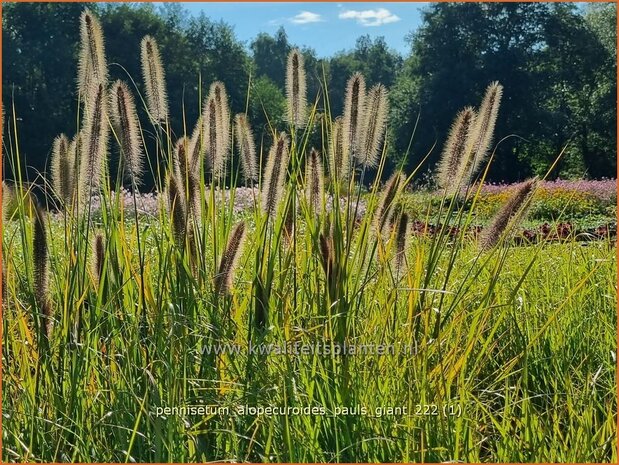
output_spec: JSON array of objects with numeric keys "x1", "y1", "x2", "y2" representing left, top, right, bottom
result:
[
  {"x1": 339, "y1": 8, "x2": 401, "y2": 27},
  {"x1": 290, "y1": 11, "x2": 324, "y2": 24}
]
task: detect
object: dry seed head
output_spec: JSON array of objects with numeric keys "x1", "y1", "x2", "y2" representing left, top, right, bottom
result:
[
  {"x1": 77, "y1": 9, "x2": 108, "y2": 101},
  {"x1": 209, "y1": 82, "x2": 231, "y2": 164},
  {"x1": 234, "y1": 113, "x2": 258, "y2": 182},
  {"x1": 174, "y1": 137, "x2": 201, "y2": 219},
  {"x1": 359, "y1": 84, "x2": 389, "y2": 168},
  {"x1": 167, "y1": 173, "x2": 187, "y2": 244},
  {"x1": 393, "y1": 210, "x2": 410, "y2": 276},
  {"x1": 141, "y1": 35, "x2": 168, "y2": 124},
  {"x1": 437, "y1": 107, "x2": 476, "y2": 195},
  {"x1": 214, "y1": 221, "x2": 247, "y2": 295},
  {"x1": 342, "y1": 73, "x2": 366, "y2": 164},
  {"x1": 79, "y1": 83, "x2": 109, "y2": 204},
  {"x1": 305, "y1": 148, "x2": 324, "y2": 212},
  {"x1": 110, "y1": 80, "x2": 144, "y2": 185},
  {"x1": 285, "y1": 49, "x2": 308, "y2": 128},
  {"x1": 458, "y1": 82, "x2": 503, "y2": 186},
  {"x1": 202, "y1": 97, "x2": 221, "y2": 178},
  {"x1": 92, "y1": 232, "x2": 105, "y2": 287},
  {"x1": 374, "y1": 172, "x2": 404, "y2": 237},
  {"x1": 188, "y1": 117, "x2": 204, "y2": 170},
  {"x1": 329, "y1": 116, "x2": 350, "y2": 183},
  {"x1": 480, "y1": 177, "x2": 537, "y2": 250},
  {"x1": 51, "y1": 134, "x2": 73, "y2": 207},
  {"x1": 261, "y1": 132, "x2": 290, "y2": 217}
]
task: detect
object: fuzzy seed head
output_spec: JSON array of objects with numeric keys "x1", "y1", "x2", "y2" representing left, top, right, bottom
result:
[
  {"x1": 285, "y1": 49, "x2": 308, "y2": 128},
  {"x1": 234, "y1": 113, "x2": 258, "y2": 182},
  {"x1": 79, "y1": 83, "x2": 109, "y2": 204},
  {"x1": 437, "y1": 107, "x2": 476, "y2": 195},
  {"x1": 202, "y1": 96, "x2": 222, "y2": 179},
  {"x1": 458, "y1": 82, "x2": 503, "y2": 186},
  {"x1": 342, "y1": 73, "x2": 366, "y2": 163},
  {"x1": 78, "y1": 9, "x2": 108, "y2": 101},
  {"x1": 51, "y1": 134, "x2": 73, "y2": 208},
  {"x1": 174, "y1": 137, "x2": 201, "y2": 220},
  {"x1": 141, "y1": 36, "x2": 168, "y2": 124},
  {"x1": 393, "y1": 210, "x2": 410, "y2": 276},
  {"x1": 329, "y1": 116, "x2": 350, "y2": 183},
  {"x1": 261, "y1": 132, "x2": 290, "y2": 217},
  {"x1": 209, "y1": 81, "x2": 231, "y2": 165},
  {"x1": 480, "y1": 178, "x2": 537, "y2": 250},
  {"x1": 188, "y1": 117, "x2": 204, "y2": 169},
  {"x1": 215, "y1": 221, "x2": 247, "y2": 295},
  {"x1": 93, "y1": 233, "x2": 105, "y2": 287},
  {"x1": 359, "y1": 84, "x2": 389, "y2": 168},
  {"x1": 305, "y1": 148, "x2": 324, "y2": 212},
  {"x1": 110, "y1": 80, "x2": 144, "y2": 185},
  {"x1": 375, "y1": 172, "x2": 404, "y2": 237},
  {"x1": 167, "y1": 173, "x2": 187, "y2": 244}
]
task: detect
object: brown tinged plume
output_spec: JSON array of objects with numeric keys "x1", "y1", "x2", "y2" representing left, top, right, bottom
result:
[
  {"x1": 188, "y1": 117, "x2": 204, "y2": 169},
  {"x1": 261, "y1": 132, "x2": 290, "y2": 217},
  {"x1": 79, "y1": 83, "x2": 109, "y2": 206},
  {"x1": 480, "y1": 177, "x2": 538, "y2": 251},
  {"x1": 51, "y1": 134, "x2": 74, "y2": 208},
  {"x1": 33, "y1": 204, "x2": 52, "y2": 338},
  {"x1": 141, "y1": 35, "x2": 168, "y2": 124},
  {"x1": 214, "y1": 221, "x2": 247, "y2": 295},
  {"x1": 329, "y1": 116, "x2": 349, "y2": 182},
  {"x1": 173, "y1": 137, "x2": 201, "y2": 220},
  {"x1": 202, "y1": 96, "x2": 221, "y2": 179},
  {"x1": 374, "y1": 172, "x2": 404, "y2": 237},
  {"x1": 342, "y1": 73, "x2": 366, "y2": 165},
  {"x1": 358, "y1": 84, "x2": 389, "y2": 168},
  {"x1": 167, "y1": 173, "x2": 187, "y2": 244},
  {"x1": 285, "y1": 48, "x2": 308, "y2": 128},
  {"x1": 209, "y1": 81, "x2": 231, "y2": 166},
  {"x1": 234, "y1": 113, "x2": 258, "y2": 182},
  {"x1": 437, "y1": 107, "x2": 476, "y2": 196},
  {"x1": 457, "y1": 82, "x2": 503, "y2": 187},
  {"x1": 305, "y1": 148, "x2": 324, "y2": 212},
  {"x1": 393, "y1": 209, "x2": 410, "y2": 277},
  {"x1": 92, "y1": 232, "x2": 105, "y2": 287},
  {"x1": 110, "y1": 80, "x2": 144, "y2": 186},
  {"x1": 77, "y1": 9, "x2": 108, "y2": 101}
]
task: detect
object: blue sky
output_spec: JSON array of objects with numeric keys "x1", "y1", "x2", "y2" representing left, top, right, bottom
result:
[{"x1": 178, "y1": 2, "x2": 426, "y2": 57}]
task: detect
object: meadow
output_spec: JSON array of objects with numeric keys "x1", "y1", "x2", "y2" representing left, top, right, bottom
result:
[{"x1": 2, "y1": 9, "x2": 617, "y2": 463}]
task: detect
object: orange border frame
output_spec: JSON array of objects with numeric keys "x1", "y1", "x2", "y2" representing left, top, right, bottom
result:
[{"x1": 0, "y1": 1, "x2": 616, "y2": 464}]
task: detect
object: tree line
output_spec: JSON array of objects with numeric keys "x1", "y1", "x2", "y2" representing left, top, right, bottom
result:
[{"x1": 3, "y1": 2, "x2": 616, "y2": 188}]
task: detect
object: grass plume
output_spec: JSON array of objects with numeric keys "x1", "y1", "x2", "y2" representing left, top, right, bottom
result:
[
  {"x1": 480, "y1": 177, "x2": 538, "y2": 250},
  {"x1": 78, "y1": 83, "x2": 109, "y2": 206},
  {"x1": 437, "y1": 107, "x2": 476, "y2": 195},
  {"x1": 305, "y1": 148, "x2": 324, "y2": 213},
  {"x1": 210, "y1": 81, "x2": 231, "y2": 170},
  {"x1": 234, "y1": 113, "x2": 258, "y2": 183},
  {"x1": 77, "y1": 9, "x2": 107, "y2": 101},
  {"x1": 358, "y1": 84, "x2": 389, "y2": 168},
  {"x1": 50, "y1": 134, "x2": 73, "y2": 208},
  {"x1": 110, "y1": 80, "x2": 144, "y2": 185},
  {"x1": 214, "y1": 221, "x2": 247, "y2": 295},
  {"x1": 261, "y1": 132, "x2": 290, "y2": 217},
  {"x1": 285, "y1": 48, "x2": 308, "y2": 128},
  {"x1": 342, "y1": 72, "x2": 366, "y2": 165},
  {"x1": 458, "y1": 81, "x2": 503, "y2": 186},
  {"x1": 140, "y1": 35, "x2": 168, "y2": 124},
  {"x1": 167, "y1": 173, "x2": 187, "y2": 245},
  {"x1": 374, "y1": 172, "x2": 404, "y2": 237}
]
